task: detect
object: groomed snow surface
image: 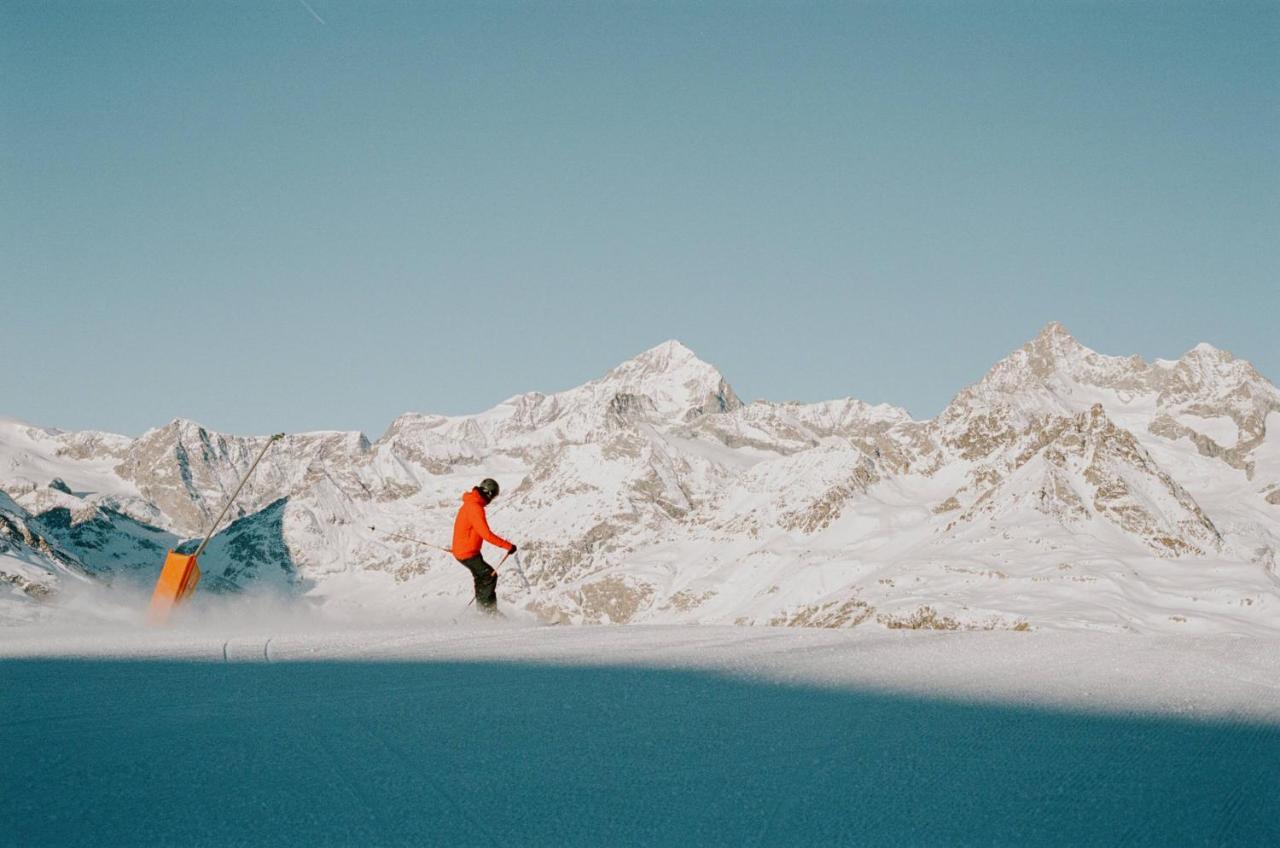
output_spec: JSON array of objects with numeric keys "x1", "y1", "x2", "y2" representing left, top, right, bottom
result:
[{"x1": 4, "y1": 620, "x2": 1278, "y2": 846}]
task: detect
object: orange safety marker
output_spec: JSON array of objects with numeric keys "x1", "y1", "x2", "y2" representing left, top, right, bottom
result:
[
  {"x1": 147, "y1": 551, "x2": 201, "y2": 624},
  {"x1": 146, "y1": 433, "x2": 284, "y2": 625}
]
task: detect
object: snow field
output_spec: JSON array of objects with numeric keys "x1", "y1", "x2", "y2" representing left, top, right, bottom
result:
[{"x1": 3, "y1": 625, "x2": 1277, "y2": 846}]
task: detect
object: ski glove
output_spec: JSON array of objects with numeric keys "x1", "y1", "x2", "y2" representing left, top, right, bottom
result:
[{"x1": 508, "y1": 543, "x2": 518, "y2": 554}]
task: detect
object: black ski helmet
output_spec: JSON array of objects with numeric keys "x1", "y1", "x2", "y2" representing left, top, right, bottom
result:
[{"x1": 477, "y1": 478, "x2": 500, "y2": 500}]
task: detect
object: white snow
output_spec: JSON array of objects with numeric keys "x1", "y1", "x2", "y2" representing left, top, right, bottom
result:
[
  {"x1": 0, "y1": 417, "x2": 138, "y2": 499},
  {"x1": 1, "y1": 624, "x2": 1277, "y2": 846},
  {"x1": 5, "y1": 321, "x2": 1280, "y2": 845},
  {"x1": 2, "y1": 324, "x2": 1280, "y2": 637},
  {"x1": 1176, "y1": 413, "x2": 1239, "y2": 446},
  {"x1": 1253, "y1": 411, "x2": 1280, "y2": 485}
]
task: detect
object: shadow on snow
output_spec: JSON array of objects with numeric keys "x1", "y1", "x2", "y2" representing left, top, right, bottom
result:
[{"x1": 2, "y1": 658, "x2": 1277, "y2": 846}]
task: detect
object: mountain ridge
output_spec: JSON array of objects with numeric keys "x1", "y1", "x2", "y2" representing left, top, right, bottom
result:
[{"x1": 3, "y1": 323, "x2": 1278, "y2": 632}]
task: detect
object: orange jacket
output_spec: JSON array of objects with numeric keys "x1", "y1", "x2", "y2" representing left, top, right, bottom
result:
[{"x1": 451, "y1": 489, "x2": 513, "y2": 560}]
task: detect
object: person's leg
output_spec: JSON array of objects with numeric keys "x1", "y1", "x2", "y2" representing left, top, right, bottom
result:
[
  {"x1": 475, "y1": 564, "x2": 498, "y2": 612},
  {"x1": 458, "y1": 555, "x2": 499, "y2": 613}
]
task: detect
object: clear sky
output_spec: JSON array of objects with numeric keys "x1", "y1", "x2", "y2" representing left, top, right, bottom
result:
[{"x1": 3, "y1": 1, "x2": 1276, "y2": 438}]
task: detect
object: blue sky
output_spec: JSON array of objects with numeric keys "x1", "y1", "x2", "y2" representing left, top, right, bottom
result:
[{"x1": 3, "y1": 1, "x2": 1276, "y2": 437}]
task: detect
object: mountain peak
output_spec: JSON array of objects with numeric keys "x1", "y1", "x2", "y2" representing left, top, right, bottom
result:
[
  {"x1": 994, "y1": 321, "x2": 1090, "y2": 385},
  {"x1": 944, "y1": 322, "x2": 1139, "y2": 420},
  {"x1": 137, "y1": 417, "x2": 209, "y2": 439},
  {"x1": 1027, "y1": 321, "x2": 1085, "y2": 356},
  {"x1": 605, "y1": 340, "x2": 715, "y2": 383},
  {"x1": 599, "y1": 340, "x2": 742, "y2": 421},
  {"x1": 1182, "y1": 341, "x2": 1234, "y2": 362},
  {"x1": 624, "y1": 339, "x2": 699, "y2": 370},
  {"x1": 1036, "y1": 320, "x2": 1073, "y2": 339}
]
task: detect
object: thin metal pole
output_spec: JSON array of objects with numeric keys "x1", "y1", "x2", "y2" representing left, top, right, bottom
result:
[
  {"x1": 463, "y1": 550, "x2": 531, "y2": 609},
  {"x1": 193, "y1": 433, "x2": 284, "y2": 559},
  {"x1": 510, "y1": 551, "x2": 532, "y2": 591},
  {"x1": 369, "y1": 526, "x2": 451, "y2": 553}
]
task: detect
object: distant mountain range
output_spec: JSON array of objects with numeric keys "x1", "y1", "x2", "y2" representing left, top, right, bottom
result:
[{"x1": 3, "y1": 323, "x2": 1278, "y2": 632}]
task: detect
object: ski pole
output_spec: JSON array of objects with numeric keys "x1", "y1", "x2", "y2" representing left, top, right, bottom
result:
[
  {"x1": 465, "y1": 550, "x2": 529, "y2": 607},
  {"x1": 368, "y1": 526, "x2": 451, "y2": 553},
  {"x1": 193, "y1": 433, "x2": 284, "y2": 559},
  {"x1": 490, "y1": 549, "x2": 532, "y2": 590},
  {"x1": 510, "y1": 551, "x2": 532, "y2": 591}
]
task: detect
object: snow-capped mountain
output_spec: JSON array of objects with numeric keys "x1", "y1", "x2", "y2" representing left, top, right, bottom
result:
[
  {"x1": 3, "y1": 326, "x2": 1278, "y2": 632},
  {"x1": 0, "y1": 488, "x2": 95, "y2": 611}
]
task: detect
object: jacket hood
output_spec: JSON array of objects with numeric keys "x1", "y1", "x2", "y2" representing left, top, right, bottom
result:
[{"x1": 462, "y1": 490, "x2": 487, "y2": 506}]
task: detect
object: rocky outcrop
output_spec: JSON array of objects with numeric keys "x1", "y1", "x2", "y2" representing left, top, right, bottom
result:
[{"x1": 3, "y1": 327, "x2": 1279, "y2": 632}]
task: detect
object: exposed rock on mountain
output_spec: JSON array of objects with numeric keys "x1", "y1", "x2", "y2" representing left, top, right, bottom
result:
[
  {"x1": 0, "y1": 489, "x2": 96, "y2": 619},
  {"x1": 114, "y1": 420, "x2": 369, "y2": 536},
  {"x1": 3, "y1": 328, "x2": 1278, "y2": 633}
]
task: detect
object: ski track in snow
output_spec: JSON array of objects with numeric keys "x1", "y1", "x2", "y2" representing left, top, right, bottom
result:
[{"x1": 2, "y1": 624, "x2": 1278, "y2": 846}]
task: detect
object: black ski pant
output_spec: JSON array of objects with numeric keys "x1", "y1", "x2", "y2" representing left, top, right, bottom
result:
[{"x1": 457, "y1": 555, "x2": 498, "y2": 613}]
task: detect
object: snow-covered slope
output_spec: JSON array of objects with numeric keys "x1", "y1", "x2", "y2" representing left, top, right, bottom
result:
[
  {"x1": 3, "y1": 328, "x2": 1278, "y2": 632},
  {"x1": 0, "y1": 488, "x2": 97, "y2": 623},
  {"x1": 5, "y1": 625, "x2": 1277, "y2": 846}
]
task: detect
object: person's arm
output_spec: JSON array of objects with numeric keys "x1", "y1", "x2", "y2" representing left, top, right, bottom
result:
[{"x1": 470, "y1": 504, "x2": 514, "y2": 552}]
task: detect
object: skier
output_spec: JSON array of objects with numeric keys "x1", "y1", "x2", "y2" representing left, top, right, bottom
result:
[{"x1": 451, "y1": 478, "x2": 517, "y2": 614}]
